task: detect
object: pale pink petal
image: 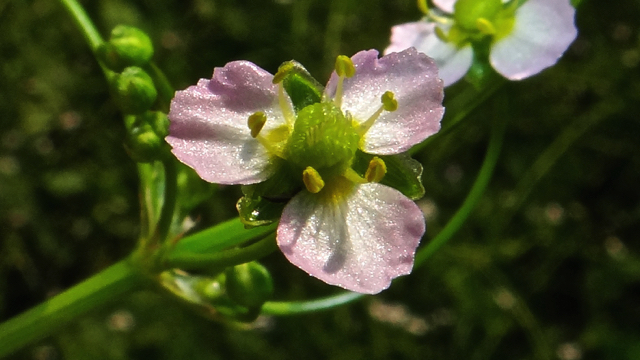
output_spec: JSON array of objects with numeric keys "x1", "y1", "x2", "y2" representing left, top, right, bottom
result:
[
  {"x1": 385, "y1": 22, "x2": 473, "y2": 86},
  {"x1": 490, "y1": 0, "x2": 577, "y2": 80},
  {"x1": 433, "y1": 0, "x2": 456, "y2": 13},
  {"x1": 326, "y1": 48, "x2": 444, "y2": 155},
  {"x1": 166, "y1": 61, "x2": 289, "y2": 184},
  {"x1": 434, "y1": 0, "x2": 508, "y2": 13},
  {"x1": 277, "y1": 182, "x2": 425, "y2": 294}
]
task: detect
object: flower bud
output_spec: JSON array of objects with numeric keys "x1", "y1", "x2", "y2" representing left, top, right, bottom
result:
[
  {"x1": 113, "y1": 67, "x2": 158, "y2": 114},
  {"x1": 98, "y1": 25, "x2": 154, "y2": 72},
  {"x1": 140, "y1": 110, "x2": 170, "y2": 138},
  {"x1": 225, "y1": 262, "x2": 274, "y2": 309},
  {"x1": 125, "y1": 123, "x2": 163, "y2": 163}
]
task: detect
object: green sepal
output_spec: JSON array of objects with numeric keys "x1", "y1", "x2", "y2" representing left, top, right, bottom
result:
[
  {"x1": 237, "y1": 159, "x2": 300, "y2": 228},
  {"x1": 236, "y1": 195, "x2": 286, "y2": 228},
  {"x1": 274, "y1": 60, "x2": 324, "y2": 112},
  {"x1": 159, "y1": 269, "x2": 261, "y2": 322},
  {"x1": 225, "y1": 262, "x2": 274, "y2": 308},
  {"x1": 352, "y1": 151, "x2": 425, "y2": 200},
  {"x1": 243, "y1": 158, "x2": 302, "y2": 200}
]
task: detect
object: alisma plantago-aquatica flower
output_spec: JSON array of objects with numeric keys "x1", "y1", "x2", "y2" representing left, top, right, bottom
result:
[{"x1": 166, "y1": 48, "x2": 444, "y2": 294}]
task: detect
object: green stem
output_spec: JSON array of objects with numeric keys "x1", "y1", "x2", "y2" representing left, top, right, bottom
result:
[
  {"x1": 262, "y1": 291, "x2": 364, "y2": 315},
  {"x1": 410, "y1": 77, "x2": 505, "y2": 155},
  {"x1": 165, "y1": 233, "x2": 278, "y2": 271},
  {"x1": 153, "y1": 157, "x2": 178, "y2": 245},
  {"x1": 59, "y1": 0, "x2": 103, "y2": 52},
  {"x1": 492, "y1": 97, "x2": 623, "y2": 234},
  {"x1": 0, "y1": 260, "x2": 145, "y2": 358},
  {"x1": 415, "y1": 94, "x2": 508, "y2": 267},
  {"x1": 145, "y1": 62, "x2": 175, "y2": 113}
]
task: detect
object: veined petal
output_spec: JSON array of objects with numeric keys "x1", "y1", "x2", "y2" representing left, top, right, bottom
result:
[
  {"x1": 326, "y1": 48, "x2": 444, "y2": 155},
  {"x1": 277, "y1": 182, "x2": 425, "y2": 294},
  {"x1": 166, "y1": 61, "x2": 289, "y2": 184},
  {"x1": 385, "y1": 22, "x2": 473, "y2": 87},
  {"x1": 490, "y1": 0, "x2": 577, "y2": 80}
]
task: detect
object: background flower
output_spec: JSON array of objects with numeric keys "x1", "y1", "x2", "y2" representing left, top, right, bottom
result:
[{"x1": 385, "y1": 0, "x2": 578, "y2": 86}]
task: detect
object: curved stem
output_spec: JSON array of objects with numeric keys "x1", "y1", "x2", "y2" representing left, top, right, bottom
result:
[
  {"x1": 415, "y1": 94, "x2": 508, "y2": 267},
  {"x1": 59, "y1": 0, "x2": 103, "y2": 52},
  {"x1": 0, "y1": 260, "x2": 145, "y2": 358},
  {"x1": 165, "y1": 233, "x2": 278, "y2": 271},
  {"x1": 262, "y1": 291, "x2": 364, "y2": 315}
]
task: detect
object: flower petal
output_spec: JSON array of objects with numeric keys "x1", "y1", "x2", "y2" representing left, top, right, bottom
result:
[
  {"x1": 166, "y1": 61, "x2": 289, "y2": 184},
  {"x1": 277, "y1": 182, "x2": 425, "y2": 294},
  {"x1": 433, "y1": 0, "x2": 508, "y2": 13},
  {"x1": 433, "y1": 0, "x2": 456, "y2": 13},
  {"x1": 385, "y1": 22, "x2": 473, "y2": 87},
  {"x1": 490, "y1": 0, "x2": 577, "y2": 80},
  {"x1": 327, "y1": 48, "x2": 444, "y2": 155}
]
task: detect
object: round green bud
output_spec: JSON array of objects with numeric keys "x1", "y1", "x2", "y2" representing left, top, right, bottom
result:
[
  {"x1": 225, "y1": 262, "x2": 274, "y2": 309},
  {"x1": 98, "y1": 25, "x2": 154, "y2": 72},
  {"x1": 454, "y1": 0, "x2": 502, "y2": 32},
  {"x1": 140, "y1": 110, "x2": 170, "y2": 138},
  {"x1": 126, "y1": 123, "x2": 163, "y2": 163},
  {"x1": 286, "y1": 102, "x2": 359, "y2": 171},
  {"x1": 113, "y1": 67, "x2": 158, "y2": 114}
]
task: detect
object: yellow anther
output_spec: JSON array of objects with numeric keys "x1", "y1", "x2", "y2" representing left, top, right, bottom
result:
[
  {"x1": 417, "y1": 0, "x2": 429, "y2": 14},
  {"x1": 335, "y1": 55, "x2": 356, "y2": 78},
  {"x1": 302, "y1": 166, "x2": 325, "y2": 193},
  {"x1": 381, "y1": 91, "x2": 398, "y2": 112},
  {"x1": 365, "y1": 157, "x2": 387, "y2": 183},
  {"x1": 247, "y1": 112, "x2": 267, "y2": 138},
  {"x1": 272, "y1": 62, "x2": 294, "y2": 84},
  {"x1": 476, "y1": 18, "x2": 497, "y2": 35}
]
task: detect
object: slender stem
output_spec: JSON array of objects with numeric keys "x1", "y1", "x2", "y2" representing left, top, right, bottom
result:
[
  {"x1": 153, "y1": 157, "x2": 178, "y2": 245},
  {"x1": 415, "y1": 94, "x2": 508, "y2": 267},
  {"x1": 145, "y1": 62, "x2": 175, "y2": 113},
  {"x1": 165, "y1": 233, "x2": 278, "y2": 271},
  {"x1": 491, "y1": 97, "x2": 623, "y2": 234},
  {"x1": 0, "y1": 260, "x2": 145, "y2": 358},
  {"x1": 58, "y1": 0, "x2": 103, "y2": 52},
  {"x1": 262, "y1": 291, "x2": 364, "y2": 315},
  {"x1": 410, "y1": 77, "x2": 505, "y2": 155}
]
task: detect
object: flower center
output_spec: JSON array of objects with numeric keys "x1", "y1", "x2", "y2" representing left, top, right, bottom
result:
[
  {"x1": 286, "y1": 102, "x2": 360, "y2": 172},
  {"x1": 431, "y1": 0, "x2": 517, "y2": 46},
  {"x1": 454, "y1": 0, "x2": 502, "y2": 32}
]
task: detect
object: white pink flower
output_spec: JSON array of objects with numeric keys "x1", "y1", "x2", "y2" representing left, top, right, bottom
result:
[
  {"x1": 385, "y1": 0, "x2": 578, "y2": 86},
  {"x1": 166, "y1": 48, "x2": 444, "y2": 293}
]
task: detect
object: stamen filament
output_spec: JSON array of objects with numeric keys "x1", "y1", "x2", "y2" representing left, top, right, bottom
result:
[
  {"x1": 333, "y1": 55, "x2": 355, "y2": 109},
  {"x1": 343, "y1": 167, "x2": 366, "y2": 184},
  {"x1": 278, "y1": 83, "x2": 296, "y2": 128},
  {"x1": 356, "y1": 91, "x2": 398, "y2": 136},
  {"x1": 417, "y1": 0, "x2": 429, "y2": 15},
  {"x1": 476, "y1": 18, "x2": 497, "y2": 35}
]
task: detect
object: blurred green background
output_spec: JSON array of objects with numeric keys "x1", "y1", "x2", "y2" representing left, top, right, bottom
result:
[{"x1": 1, "y1": 0, "x2": 639, "y2": 359}]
